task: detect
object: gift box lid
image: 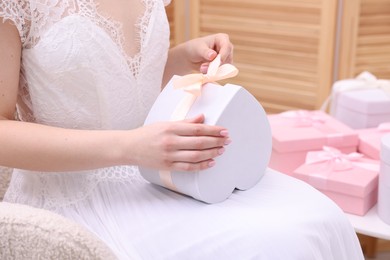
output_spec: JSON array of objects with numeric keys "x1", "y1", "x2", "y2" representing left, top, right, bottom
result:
[
  {"x1": 268, "y1": 110, "x2": 358, "y2": 153},
  {"x1": 293, "y1": 148, "x2": 379, "y2": 198},
  {"x1": 381, "y1": 134, "x2": 390, "y2": 166},
  {"x1": 338, "y1": 89, "x2": 390, "y2": 115}
]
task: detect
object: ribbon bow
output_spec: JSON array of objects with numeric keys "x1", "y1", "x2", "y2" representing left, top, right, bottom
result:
[
  {"x1": 159, "y1": 55, "x2": 239, "y2": 191},
  {"x1": 305, "y1": 146, "x2": 379, "y2": 172},
  {"x1": 321, "y1": 71, "x2": 390, "y2": 112},
  {"x1": 173, "y1": 54, "x2": 239, "y2": 96},
  {"x1": 279, "y1": 110, "x2": 326, "y2": 127}
]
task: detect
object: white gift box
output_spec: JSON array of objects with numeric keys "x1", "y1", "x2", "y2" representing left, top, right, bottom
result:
[
  {"x1": 139, "y1": 76, "x2": 272, "y2": 203},
  {"x1": 334, "y1": 88, "x2": 390, "y2": 129},
  {"x1": 378, "y1": 134, "x2": 390, "y2": 224},
  {"x1": 327, "y1": 72, "x2": 390, "y2": 129}
]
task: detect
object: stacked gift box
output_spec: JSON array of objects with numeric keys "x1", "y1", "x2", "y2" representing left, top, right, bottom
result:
[{"x1": 268, "y1": 72, "x2": 390, "y2": 218}]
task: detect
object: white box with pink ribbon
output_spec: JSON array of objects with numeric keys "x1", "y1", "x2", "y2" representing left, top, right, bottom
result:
[
  {"x1": 293, "y1": 147, "x2": 379, "y2": 216},
  {"x1": 324, "y1": 71, "x2": 390, "y2": 129},
  {"x1": 268, "y1": 110, "x2": 358, "y2": 175},
  {"x1": 378, "y1": 134, "x2": 390, "y2": 224},
  {"x1": 139, "y1": 55, "x2": 272, "y2": 203}
]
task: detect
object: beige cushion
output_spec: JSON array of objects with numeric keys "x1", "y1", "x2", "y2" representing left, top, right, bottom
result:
[{"x1": 0, "y1": 202, "x2": 117, "y2": 259}]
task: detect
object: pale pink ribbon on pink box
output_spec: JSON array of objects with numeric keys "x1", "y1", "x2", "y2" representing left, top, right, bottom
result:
[
  {"x1": 279, "y1": 110, "x2": 345, "y2": 147},
  {"x1": 304, "y1": 146, "x2": 379, "y2": 189},
  {"x1": 159, "y1": 54, "x2": 239, "y2": 191},
  {"x1": 279, "y1": 110, "x2": 326, "y2": 128}
]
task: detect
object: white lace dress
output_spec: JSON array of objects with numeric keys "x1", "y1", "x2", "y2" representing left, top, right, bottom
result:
[{"x1": 1, "y1": 1, "x2": 364, "y2": 259}]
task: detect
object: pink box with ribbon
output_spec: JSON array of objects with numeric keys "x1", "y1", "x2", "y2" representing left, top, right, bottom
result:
[
  {"x1": 139, "y1": 55, "x2": 272, "y2": 203},
  {"x1": 358, "y1": 123, "x2": 390, "y2": 160},
  {"x1": 268, "y1": 110, "x2": 359, "y2": 175},
  {"x1": 293, "y1": 147, "x2": 379, "y2": 216}
]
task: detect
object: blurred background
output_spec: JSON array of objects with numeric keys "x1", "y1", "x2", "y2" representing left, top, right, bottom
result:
[
  {"x1": 166, "y1": 0, "x2": 390, "y2": 114},
  {"x1": 166, "y1": 1, "x2": 390, "y2": 259}
]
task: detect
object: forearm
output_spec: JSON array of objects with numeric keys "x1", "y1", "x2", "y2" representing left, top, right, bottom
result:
[{"x1": 0, "y1": 120, "x2": 133, "y2": 172}]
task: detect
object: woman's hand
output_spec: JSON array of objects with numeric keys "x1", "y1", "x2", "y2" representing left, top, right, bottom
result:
[
  {"x1": 182, "y1": 33, "x2": 234, "y2": 73},
  {"x1": 126, "y1": 114, "x2": 231, "y2": 172},
  {"x1": 163, "y1": 33, "x2": 234, "y2": 85}
]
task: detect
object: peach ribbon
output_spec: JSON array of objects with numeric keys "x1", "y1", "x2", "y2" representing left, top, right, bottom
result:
[
  {"x1": 321, "y1": 71, "x2": 390, "y2": 112},
  {"x1": 159, "y1": 54, "x2": 239, "y2": 191}
]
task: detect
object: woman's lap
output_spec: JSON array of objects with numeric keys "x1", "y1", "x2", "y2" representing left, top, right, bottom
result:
[{"x1": 59, "y1": 169, "x2": 364, "y2": 260}]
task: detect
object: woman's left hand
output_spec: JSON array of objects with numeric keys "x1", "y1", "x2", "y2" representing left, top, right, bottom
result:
[
  {"x1": 183, "y1": 33, "x2": 234, "y2": 73},
  {"x1": 164, "y1": 33, "x2": 234, "y2": 84}
]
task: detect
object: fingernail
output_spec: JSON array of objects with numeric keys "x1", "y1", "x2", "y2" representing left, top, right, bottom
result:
[
  {"x1": 200, "y1": 64, "x2": 208, "y2": 73},
  {"x1": 220, "y1": 130, "x2": 229, "y2": 136},
  {"x1": 224, "y1": 138, "x2": 232, "y2": 145},
  {"x1": 218, "y1": 147, "x2": 225, "y2": 155},
  {"x1": 208, "y1": 51, "x2": 215, "y2": 60},
  {"x1": 208, "y1": 160, "x2": 216, "y2": 167}
]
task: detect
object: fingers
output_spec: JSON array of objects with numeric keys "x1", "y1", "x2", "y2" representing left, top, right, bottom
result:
[
  {"x1": 200, "y1": 63, "x2": 209, "y2": 74},
  {"x1": 169, "y1": 159, "x2": 216, "y2": 172},
  {"x1": 173, "y1": 122, "x2": 228, "y2": 137},
  {"x1": 205, "y1": 49, "x2": 218, "y2": 61},
  {"x1": 199, "y1": 33, "x2": 234, "y2": 73},
  {"x1": 176, "y1": 135, "x2": 230, "y2": 150},
  {"x1": 165, "y1": 147, "x2": 226, "y2": 172},
  {"x1": 173, "y1": 146, "x2": 225, "y2": 164},
  {"x1": 160, "y1": 132, "x2": 231, "y2": 172},
  {"x1": 183, "y1": 114, "x2": 205, "y2": 124},
  {"x1": 214, "y1": 33, "x2": 234, "y2": 64},
  {"x1": 150, "y1": 115, "x2": 232, "y2": 172}
]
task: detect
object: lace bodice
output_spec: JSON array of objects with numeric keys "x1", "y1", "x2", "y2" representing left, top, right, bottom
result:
[{"x1": 0, "y1": 0, "x2": 171, "y2": 210}]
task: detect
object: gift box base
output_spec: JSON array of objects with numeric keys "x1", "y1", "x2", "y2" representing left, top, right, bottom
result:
[
  {"x1": 378, "y1": 153, "x2": 390, "y2": 224},
  {"x1": 335, "y1": 104, "x2": 390, "y2": 129},
  {"x1": 320, "y1": 187, "x2": 378, "y2": 216},
  {"x1": 269, "y1": 146, "x2": 357, "y2": 176},
  {"x1": 378, "y1": 182, "x2": 390, "y2": 224},
  {"x1": 140, "y1": 78, "x2": 272, "y2": 203}
]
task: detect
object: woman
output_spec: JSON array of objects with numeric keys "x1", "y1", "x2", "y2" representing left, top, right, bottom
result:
[{"x1": 0, "y1": 0, "x2": 364, "y2": 259}]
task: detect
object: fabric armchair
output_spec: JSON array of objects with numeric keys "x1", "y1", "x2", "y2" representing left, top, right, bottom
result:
[{"x1": 0, "y1": 167, "x2": 117, "y2": 259}]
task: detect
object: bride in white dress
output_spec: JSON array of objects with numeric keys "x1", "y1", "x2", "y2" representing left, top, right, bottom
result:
[{"x1": 0, "y1": 1, "x2": 364, "y2": 259}]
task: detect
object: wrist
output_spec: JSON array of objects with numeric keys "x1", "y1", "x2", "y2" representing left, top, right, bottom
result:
[
  {"x1": 167, "y1": 43, "x2": 195, "y2": 74},
  {"x1": 112, "y1": 129, "x2": 140, "y2": 167}
]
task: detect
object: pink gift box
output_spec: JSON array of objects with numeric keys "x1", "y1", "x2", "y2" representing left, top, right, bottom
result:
[
  {"x1": 293, "y1": 147, "x2": 379, "y2": 216},
  {"x1": 357, "y1": 123, "x2": 390, "y2": 160},
  {"x1": 268, "y1": 110, "x2": 359, "y2": 175}
]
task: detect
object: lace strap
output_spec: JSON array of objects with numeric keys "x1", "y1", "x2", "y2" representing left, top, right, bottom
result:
[
  {"x1": 0, "y1": 0, "x2": 29, "y2": 46},
  {"x1": 0, "y1": 0, "x2": 71, "y2": 48}
]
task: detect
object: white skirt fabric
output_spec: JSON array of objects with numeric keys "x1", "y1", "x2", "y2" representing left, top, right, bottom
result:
[{"x1": 56, "y1": 169, "x2": 364, "y2": 260}]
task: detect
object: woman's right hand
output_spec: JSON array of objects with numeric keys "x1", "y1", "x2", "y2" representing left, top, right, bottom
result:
[{"x1": 125, "y1": 114, "x2": 231, "y2": 172}]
